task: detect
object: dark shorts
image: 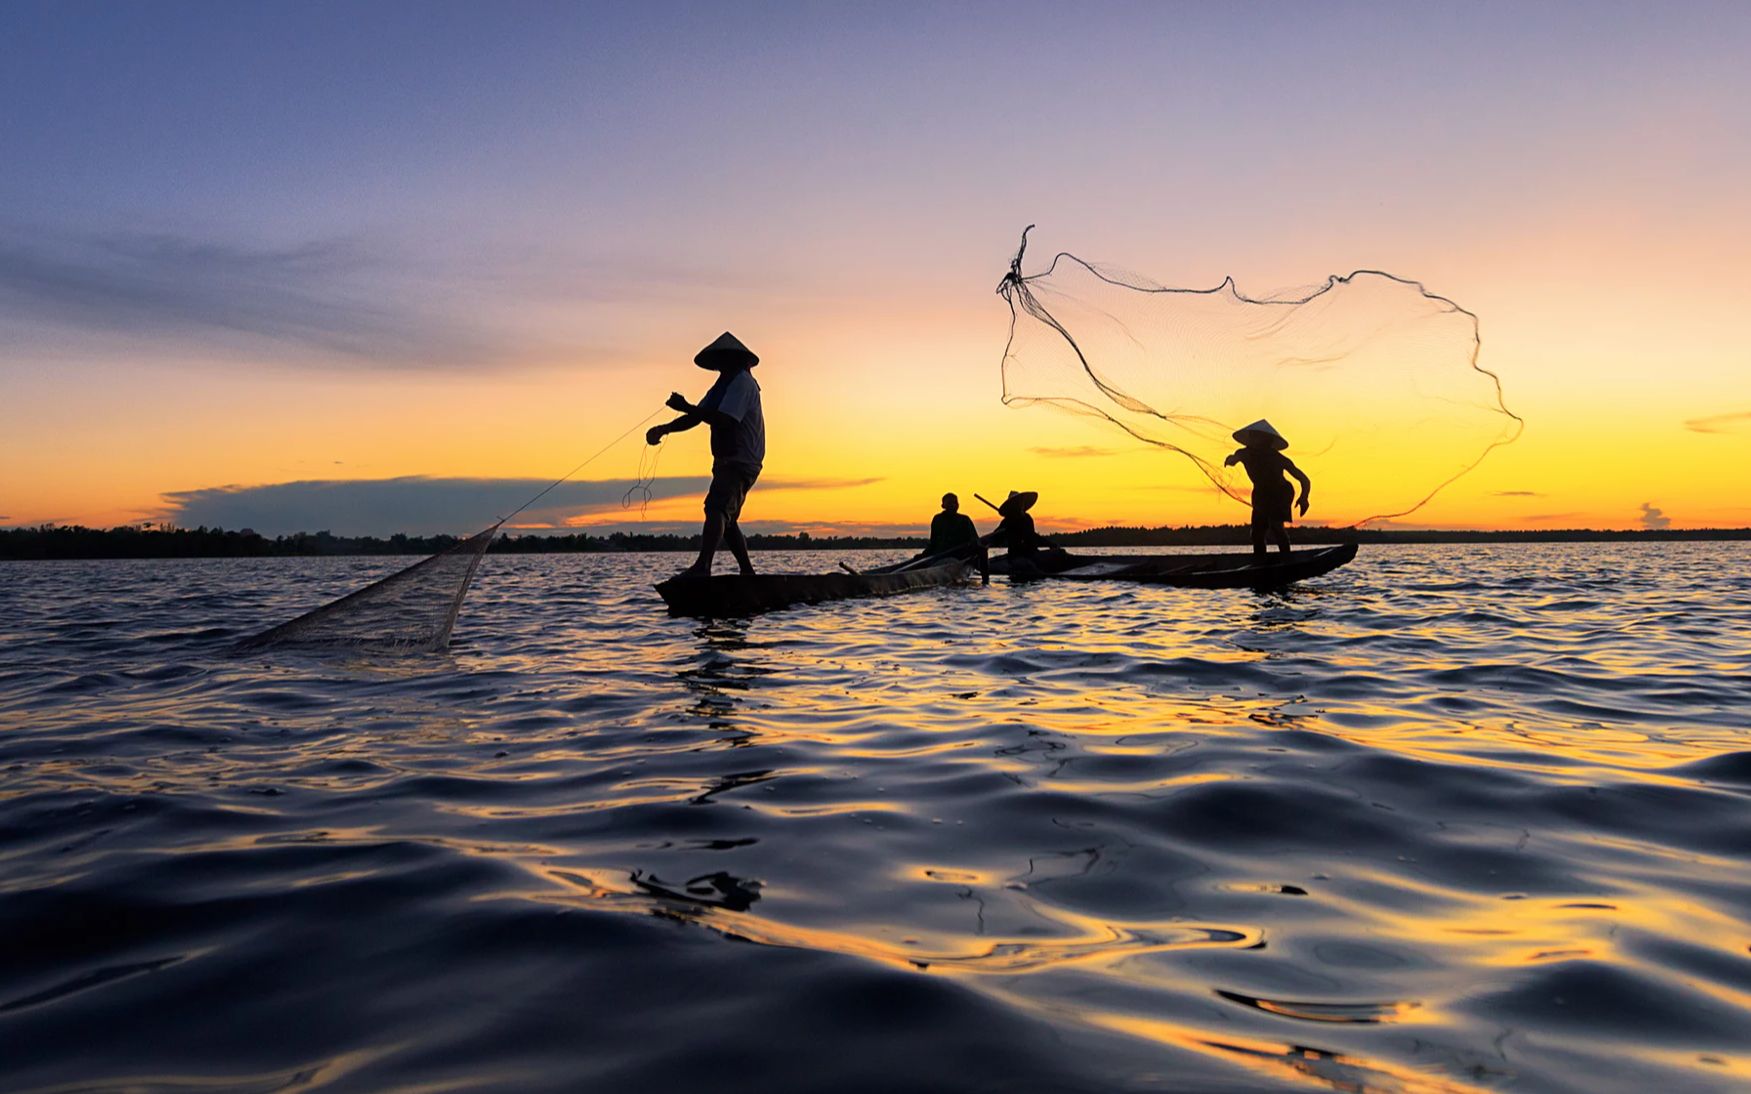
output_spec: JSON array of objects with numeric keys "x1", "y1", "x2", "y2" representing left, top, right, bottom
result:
[
  {"x1": 704, "y1": 462, "x2": 760, "y2": 521},
  {"x1": 1252, "y1": 482, "x2": 1294, "y2": 526}
]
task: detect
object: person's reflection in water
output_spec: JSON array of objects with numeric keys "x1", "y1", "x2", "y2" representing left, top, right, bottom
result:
[
  {"x1": 674, "y1": 618, "x2": 771, "y2": 746},
  {"x1": 1223, "y1": 419, "x2": 1312, "y2": 556}
]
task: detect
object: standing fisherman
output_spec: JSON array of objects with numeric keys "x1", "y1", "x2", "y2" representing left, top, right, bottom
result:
[
  {"x1": 647, "y1": 332, "x2": 765, "y2": 578},
  {"x1": 1223, "y1": 419, "x2": 1311, "y2": 555}
]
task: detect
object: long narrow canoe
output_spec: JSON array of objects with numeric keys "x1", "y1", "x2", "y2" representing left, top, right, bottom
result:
[
  {"x1": 656, "y1": 559, "x2": 970, "y2": 617},
  {"x1": 992, "y1": 543, "x2": 1358, "y2": 588}
]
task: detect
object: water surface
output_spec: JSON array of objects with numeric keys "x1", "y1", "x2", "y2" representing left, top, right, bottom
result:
[{"x1": 4, "y1": 545, "x2": 1750, "y2": 1091}]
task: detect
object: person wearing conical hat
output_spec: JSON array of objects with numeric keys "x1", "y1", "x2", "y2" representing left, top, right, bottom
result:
[
  {"x1": 1223, "y1": 419, "x2": 1312, "y2": 556},
  {"x1": 986, "y1": 489, "x2": 1066, "y2": 575},
  {"x1": 647, "y1": 332, "x2": 765, "y2": 578}
]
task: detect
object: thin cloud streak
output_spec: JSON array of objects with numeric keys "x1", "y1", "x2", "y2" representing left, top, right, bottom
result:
[
  {"x1": 1683, "y1": 411, "x2": 1751, "y2": 434},
  {"x1": 0, "y1": 230, "x2": 500, "y2": 367},
  {"x1": 1030, "y1": 445, "x2": 1120, "y2": 459},
  {"x1": 0, "y1": 226, "x2": 743, "y2": 372},
  {"x1": 157, "y1": 474, "x2": 882, "y2": 536}
]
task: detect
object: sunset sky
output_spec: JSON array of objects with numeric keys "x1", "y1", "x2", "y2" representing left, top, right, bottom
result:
[{"x1": 3, "y1": 1, "x2": 1748, "y2": 535}]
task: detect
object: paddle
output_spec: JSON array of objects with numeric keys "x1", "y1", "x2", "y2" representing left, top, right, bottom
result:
[{"x1": 891, "y1": 541, "x2": 979, "y2": 574}]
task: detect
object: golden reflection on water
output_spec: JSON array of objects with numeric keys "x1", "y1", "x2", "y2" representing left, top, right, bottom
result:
[
  {"x1": 1090, "y1": 1016, "x2": 1503, "y2": 1094},
  {"x1": 9, "y1": 547, "x2": 1751, "y2": 1091},
  {"x1": 515, "y1": 861, "x2": 1261, "y2": 975}
]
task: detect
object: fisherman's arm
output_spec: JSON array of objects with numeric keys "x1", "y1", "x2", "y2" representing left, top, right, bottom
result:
[
  {"x1": 648, "y1": 392, "x2": 728, "y2": 443},
  {"x1": 647, "y1": 410, "x2": 703, "y2": 444},
  {"x1": 664, "y1": 391, "x2": 737, "y2": 427},
  {"x1": 1285, "y1": 457, "x2": 1313, "y2": 514}
]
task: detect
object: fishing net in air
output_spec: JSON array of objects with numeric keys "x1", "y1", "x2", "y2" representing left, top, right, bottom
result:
[
  {"x1": 997, "y1": 227, "x2": 1523, "y2": 526},
  {"x1": 239, "y1": 522, "x2": 500, "y2": 652}
]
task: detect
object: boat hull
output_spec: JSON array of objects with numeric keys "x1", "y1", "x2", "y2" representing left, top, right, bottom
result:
[
  {"x1": 993, "y1": 543, "x2": 1358, "y2": 588},
  {"x1": 656, "y1": 560, "x2": 970, "y2": 617}
]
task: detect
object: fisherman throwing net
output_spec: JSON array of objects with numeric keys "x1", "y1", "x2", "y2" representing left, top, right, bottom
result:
[{"x1": 996, "y1": 227, "x2": 1522, "y2": 527}]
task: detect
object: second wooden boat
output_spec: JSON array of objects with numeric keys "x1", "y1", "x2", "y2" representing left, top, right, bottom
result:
[{"x1": 992, "y1": 543, "x2": 1358, "y2": 588}]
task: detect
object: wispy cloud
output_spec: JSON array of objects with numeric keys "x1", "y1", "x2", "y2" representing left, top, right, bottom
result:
[
  {"x1": 1638, "y1": 501, "x2": 1671, "y2": 530},
  {"x1": 1491, "y1": 490, "x2": 1544, "y2": 497},
  {"x1": 0, "y1": 229, "x2": 517, "y2": 368},
  {"x1": 1030, "y1": 445, "x2": 1120, "y2": 459},
  {"x1": 156, "y1": 474, "x2": 879, "y2": 536},
  {"x1": 1683, "y1": 411, "x2": 1751, "y2": 435},
  {"x1": 0, "y1": 226, "x2": 756, "y2": 372}
]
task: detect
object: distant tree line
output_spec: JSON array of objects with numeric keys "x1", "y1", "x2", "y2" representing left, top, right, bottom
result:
[
  {"x1": 0, "y1": 524, "x2": 922, "y2": 560},
  {"x1": 4, "y1": 522, "x2": 1749, "y2": 560},
  {"x1": 1052, "y1": 524, "x2": 1751, "y2": 546}
]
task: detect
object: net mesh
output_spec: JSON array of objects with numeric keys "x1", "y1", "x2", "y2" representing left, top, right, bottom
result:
[
  {"x1": 997, "y1": 228, "x2": 1523, "y2": 526},
  {"x1": 239, "y1": 522, "x2": 500, "y2": 652}
]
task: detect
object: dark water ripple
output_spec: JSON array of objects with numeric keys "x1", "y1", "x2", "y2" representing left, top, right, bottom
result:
[{"x1": 4, "y1": 544, "x2": 1751, "y2": 1092}]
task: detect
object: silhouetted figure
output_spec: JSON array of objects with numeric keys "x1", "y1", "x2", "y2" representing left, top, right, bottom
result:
[
  {"x1": 988, "y1": 489, "x2": 1066, "y2": 575},
  {"x1": 919, "y1": 492, "x2": 988, "y2": 583},
  {"x1": 926, "y1": 493, "x2": 980, "y2": 554},
  {"x1": 1223, "y1": 419, "x2": 1311, "y2": 556},
  {"x1": 648, "y1": 332, "x2": 764, "y2": 578}
]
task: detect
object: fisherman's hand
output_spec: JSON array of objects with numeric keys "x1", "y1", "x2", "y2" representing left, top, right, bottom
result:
[
  {"x1": 645, "y1": 425, "x2": 666, "y2": 446},
  {"x1": 665, "y1": 392, "x2": 692, "y2": 412},
  {"x1": 1298, "y1": 496, "x2": 1310, "y2": 516},
  {"x1": 1223, "y1": 453, "x2": 1239, "y2": 467}
]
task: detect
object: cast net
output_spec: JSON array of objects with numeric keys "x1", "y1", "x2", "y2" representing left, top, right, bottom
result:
[
  {"x1": 997, "y1": 227, "x2": 1523, "y2": 526},
  {"x1": 238, "y1": 522, "x2": 500, "y2": 652}
]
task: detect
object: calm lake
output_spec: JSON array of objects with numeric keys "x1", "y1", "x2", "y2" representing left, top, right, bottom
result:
[{"x1": 4, "y1": 544, "x2": 1749, "y2": 1092}]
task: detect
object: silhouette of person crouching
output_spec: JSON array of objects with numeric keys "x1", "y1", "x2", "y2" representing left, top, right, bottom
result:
[
  {"x1": 1223, "y1": 419, "x2": 1312, "y2": 556},
  {"x1": 988, "y1": 490, "x2": 1067, "y2": 576}
]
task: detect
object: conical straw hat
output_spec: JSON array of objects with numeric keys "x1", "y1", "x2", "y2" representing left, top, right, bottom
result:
[
  {"x1": 694, "y1": 331, "x2": 759, "y2": 370},
  {"x1": 1232, "y1": 418, "x2": 1288, "y2": 451},
  {"x1": 999, "y1": 489, "x2": 1039, "y2": 515}
]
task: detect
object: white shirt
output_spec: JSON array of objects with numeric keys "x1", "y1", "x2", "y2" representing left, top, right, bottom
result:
[{"x1": 701, "y1": 369, "x2": 765, "y2": 469}]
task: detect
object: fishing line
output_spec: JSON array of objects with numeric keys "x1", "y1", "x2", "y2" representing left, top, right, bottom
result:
[
  {"x1": 499, "y1": 407, "x2": 665, "y2": 525},
  {"x1": 623, "y1": 435, "x2": 665, "y2": 516}
]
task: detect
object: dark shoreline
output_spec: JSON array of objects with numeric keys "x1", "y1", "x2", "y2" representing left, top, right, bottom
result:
[{"x1": 4, "y1": 523, "x2": 1749, "y2": 561}]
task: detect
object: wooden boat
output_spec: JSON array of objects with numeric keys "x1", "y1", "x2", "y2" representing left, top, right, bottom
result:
[
  {"x1": 656, "y1": 558, "x2": 972, "y2": 617},
  {"x1": 991, "y1": 543, "x2": 1358, "y2": 588}
]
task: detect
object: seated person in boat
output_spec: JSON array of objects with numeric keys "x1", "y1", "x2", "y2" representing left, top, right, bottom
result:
[
  {"x1": 987, "y1": 490, "x2": 1066, "y2": 574},
  {"x1": 1223, "y1": 418, "x2": 1311, "y2": 556},
  {"x1": 647, "y1": 332, "x2": 765, "y2": 578},
  {"x1": 919, "y1": 492, "x2": 989, "y2": 582}
]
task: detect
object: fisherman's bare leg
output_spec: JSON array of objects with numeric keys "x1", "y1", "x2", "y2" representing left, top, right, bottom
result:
[
  {"x1": 681, "y1": 513, "x2": 725, "y2": 577},
  {"x1": 1273, "y1": 524, "x2": 1292, "y2": 554},
  {"x1": 724, "y1": 519, "x2": 756, "y2": 576}
]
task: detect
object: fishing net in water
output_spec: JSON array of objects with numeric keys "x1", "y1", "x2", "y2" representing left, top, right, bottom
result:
[
  {"x1": 996, "y1": 227, "x2": 1523, "y2": 526},
  {"x1": 239, "y1": 522, "x2": 500, "y2": 652},
  {"x1": 237, "y1": 409, "x2": 665, "y2": 655}
]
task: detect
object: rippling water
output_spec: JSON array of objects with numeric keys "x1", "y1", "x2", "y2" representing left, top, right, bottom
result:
[{"x1": 5, "y1": 545, "x2": 1750, "y2": 1092}]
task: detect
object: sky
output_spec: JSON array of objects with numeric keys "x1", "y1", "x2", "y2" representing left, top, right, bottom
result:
[{"x1": 3, "y1": 1, "x2": 1748, "y2": 536}]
